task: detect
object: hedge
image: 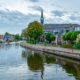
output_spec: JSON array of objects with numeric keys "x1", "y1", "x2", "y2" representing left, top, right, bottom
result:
[
  {"x1": 74, "y1": 43, "x2": 80, "y2": 49},
  {"x1": 62, "y1": 44, "x2": 74, "y2": 49}
]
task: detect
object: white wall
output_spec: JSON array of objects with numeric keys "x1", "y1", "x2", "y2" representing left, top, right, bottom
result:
[{"x1": 75, "y1": 27, "x2": 80, "y2": 31}]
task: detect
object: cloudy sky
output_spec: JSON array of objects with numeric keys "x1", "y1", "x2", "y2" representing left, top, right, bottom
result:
[{"x1": 0, "y1": 0, "x2": 80, "y2": 34}]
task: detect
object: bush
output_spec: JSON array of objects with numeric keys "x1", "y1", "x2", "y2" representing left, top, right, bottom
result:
[
  {"x1": 62, "y1": 44, "x2": 74, "y2": 49},
  {"x1": 74, "y1": 43, "x2": 80, "y2": 49},
  {"x1": 0, "y1": 41, "x2": 2, "y2": 43},
  {"x1": 44, "y1": 43, "x2": 46, "y2": 46},
  {"x1": 9, "y1": 41, "x2": 13, "y2": 42},
  {"x1": 30, "y1": 38, "x2": 34, "y2": 41},
  {"x1": 27, "y1": 41, "x2": 37, "y2": 44}
]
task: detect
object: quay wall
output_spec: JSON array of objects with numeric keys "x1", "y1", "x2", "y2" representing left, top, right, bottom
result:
[{"x1": 20, "y1": 42, "x2": 80, "y2": 60}]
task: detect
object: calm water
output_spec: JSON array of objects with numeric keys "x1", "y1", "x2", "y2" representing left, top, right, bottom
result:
[{"x1": 0, "y1": 42, "x2": 80, "y2": 80}]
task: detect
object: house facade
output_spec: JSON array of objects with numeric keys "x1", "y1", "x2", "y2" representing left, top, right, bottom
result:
[
  {"x1": 4, "y1": 35, "x2": 15, "y2": 41},
  {"x1": 0, "y1": 35, "x2": 2, "y2": 41},
  {"x1": 75, "y1": 25, "x2": 80, "y2": 31},
  {"x1": 0, "y1": 35, "x2": 15, "y2": 42},
  {"x1": 39, "y1": 9, "x2": 79, "y2": 45},
  {"x1": 0, "y1": 35, "x2": 6, "y2": 42}
]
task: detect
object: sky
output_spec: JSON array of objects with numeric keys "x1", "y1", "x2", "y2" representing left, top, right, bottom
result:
[{"x1": 0, "y1": 0, "x2": 80, "y2": 34}]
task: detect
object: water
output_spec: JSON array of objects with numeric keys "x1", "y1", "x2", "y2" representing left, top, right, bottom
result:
[{"x1": 0, "y1": 42, "x2": 80, "y2": 80}]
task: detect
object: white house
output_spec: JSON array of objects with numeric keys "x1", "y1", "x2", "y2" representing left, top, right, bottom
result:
[{"x1": 75, "y1": 25, "x2": 80, "y2": 31}]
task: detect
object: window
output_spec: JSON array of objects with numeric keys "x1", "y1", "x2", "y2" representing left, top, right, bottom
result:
[
  {"x1": 66, "y1": 30, "x2": 69, "y2": 33},
  {"x1": 55, "y1": 32, "x2": 58, "y2": 35},
  {"x1": 58, "y1": 38, "x2": 61, "y2": 43}
]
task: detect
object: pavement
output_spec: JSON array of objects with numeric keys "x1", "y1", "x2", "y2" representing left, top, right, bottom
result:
[{"x1": 20, "y1": 42, "x2": 80, "y2": 55}]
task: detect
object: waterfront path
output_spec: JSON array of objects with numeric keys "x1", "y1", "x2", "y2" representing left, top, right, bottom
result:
[{"x1": 20, "y1": 42, "x2": 80, "y2": 54}]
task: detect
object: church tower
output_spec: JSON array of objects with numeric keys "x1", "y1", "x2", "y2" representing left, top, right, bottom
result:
[{"x1": 40, "y1": 8, "x2": 44, "y2": 25}]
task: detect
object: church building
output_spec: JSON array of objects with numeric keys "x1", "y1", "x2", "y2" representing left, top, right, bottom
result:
[{"x1": 39, "y1": 9, "x2": 78, "y2": 45}]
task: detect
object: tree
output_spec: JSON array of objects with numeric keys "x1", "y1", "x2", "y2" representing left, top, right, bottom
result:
[
  {"x1": 62, "y1": 31, "x2": 74, "y2": 41},
  {"x1": 27, "y1": 21, "x2": 43, "y2": 40},
  {"x1": 14, "y1": 34, "x2": 20, "y2": 40},
  {"x1": 5, "y1": 32, "x2": 14, "y2": 36},
  {"x1": 21, "y1": 28, "x2": 28, "y2": 37},
  {"x1": 65, "y1": 31, "x2": 74, "y2": 40},
  {"x1": 45, "y1": 33, "x2": 56, "y2": 43},
  {"x1": 62, "y1": 33, "x2": 67, "y2": 41},
  {"x1": 5, "y1": 32, "x2": 10, "y2": 36},
  {"x1": 71, "y1": 31, "x2": 80, "y2": 40}
]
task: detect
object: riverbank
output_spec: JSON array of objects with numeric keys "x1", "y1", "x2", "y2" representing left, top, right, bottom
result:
[{"x1": 20, "y1": 42, "x2": 80, "y2": 60}]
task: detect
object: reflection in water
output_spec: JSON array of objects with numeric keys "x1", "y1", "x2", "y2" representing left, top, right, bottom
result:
[
  {"x1": 27, "y1": 53, "x2": 43, "y2": 71},
  {"x1": 45, "y1": 55, "x2": 56, "y2": 65},
  {"x1": 62, "y1": 62, "x2": 80, "y2": 80},
  {"x1": 22, "y1": 50, "x2": 44, "y2": 79},
  {"x1": 15, "y1": 43, "x2": 20, "y2": 49},
  {"x1": 0, "y1": 42, "x2": 80, "y2": 80},
  {"x1": 41, "y1": 53, "x2": 80, "y2": 80},
  {"x1": 22, "y1": 50, "x2": 43, "y2": 71},
  {"x1": 0, "y1": 43, "x2": 13, "y2": 51}
]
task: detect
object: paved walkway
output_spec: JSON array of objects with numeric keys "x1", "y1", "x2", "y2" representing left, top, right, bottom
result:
[
  {"x1": 20, "y1": 42, "x2": 80, "y2": 54},
  {"x1": 35, "y1": 44, "x2": 80, "y2": 54}
]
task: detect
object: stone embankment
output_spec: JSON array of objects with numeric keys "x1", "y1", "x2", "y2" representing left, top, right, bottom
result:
[{"x1": 20, "y1": 42, "x2": 80, "y2": 60}]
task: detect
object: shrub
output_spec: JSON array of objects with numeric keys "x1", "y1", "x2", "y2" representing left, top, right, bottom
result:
[
  {"x1": 34, "y1": 41, "x2": 36, "y2": 44},
  {"x1": 27, "y1": 41, "x2": 37, "y2": 44},
  {"x1": 44, "y1": 43, "x2": 46, "y2": 46},
  {"x1": 74, "y1": 43, "x2": 80, "y2": 49},
  {"x1": 0, "y1": 41, "x2": 2, "y2": 43},
  {"x1": 9, "y1": 41, "x2": 13, "y2": 42},
  {"x1": 62, "y1": 44, "x2": 74, "y2": 49},
  {"x1": 74, "y1": 34, "x2": 80, "y2": 49},
  {"x1": 30, "y1": 38, "x2": 34, "y2": 41}
]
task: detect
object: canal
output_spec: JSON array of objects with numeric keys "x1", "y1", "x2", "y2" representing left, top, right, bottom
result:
[{"x1": 0, "y1": 42, "x2": 80, "y2": 80}]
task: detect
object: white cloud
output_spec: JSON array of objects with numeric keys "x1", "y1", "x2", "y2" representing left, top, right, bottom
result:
[{"x1": 0, "y1": 0, "x2": 80, "y2": 34}]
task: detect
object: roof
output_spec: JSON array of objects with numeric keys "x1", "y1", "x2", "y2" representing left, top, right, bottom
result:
[
  {"x1": 42, "y1": 24, "x2": 78, "y2": 36},
  {"x1": 75, "y1": 25, "x2": 80, "y2": 27},
  {"x1": 56, "y1": 29, "x2": 64, "y2": 36},
  {"x1": 43, "y1": 24, "x2": 78, "y2": 31}
]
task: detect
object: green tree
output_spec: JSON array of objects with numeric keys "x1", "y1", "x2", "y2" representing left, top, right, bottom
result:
[
  {"x1": 65, "y1": 31, "x2": 74, "y2": 40},
  {"x1": 27, "y1": 21, "x2": 43, "y2": 40},
  {"x1": 14, "y1": 34, "x2": 20, "y2": 40},
  {"x1": 45, "y1": 33, "x2": 56, "y2": 43},
  {"x1": 5, "y1": 32, "x2": 14, "y2": 36},
  {"x1": 62, "y1": 33, "x2": 67, "y2": 41},
  {"x1": 5, "y1": 32, "x2": 10, "y2": 36},
  {"x1": 62, "y1": 31, "x2": 74, "y2": 41},
  {"x1": 21, "y1": 28, "x2": 28, "y2": 37},
  {"x1": 62, "y1": 31, "x2": 75, "y2": 44},
  {"x1": 71, "y1": 31, "x2": 80, "y2": 40}
]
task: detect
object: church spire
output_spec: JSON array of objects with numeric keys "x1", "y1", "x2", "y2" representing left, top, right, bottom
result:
[
  {"x1": 41, "y1": 8, "x2": 43, "y2": 18},
  {"x1": 40, "y1": 8, "x2": 44, "y2": 25}
]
